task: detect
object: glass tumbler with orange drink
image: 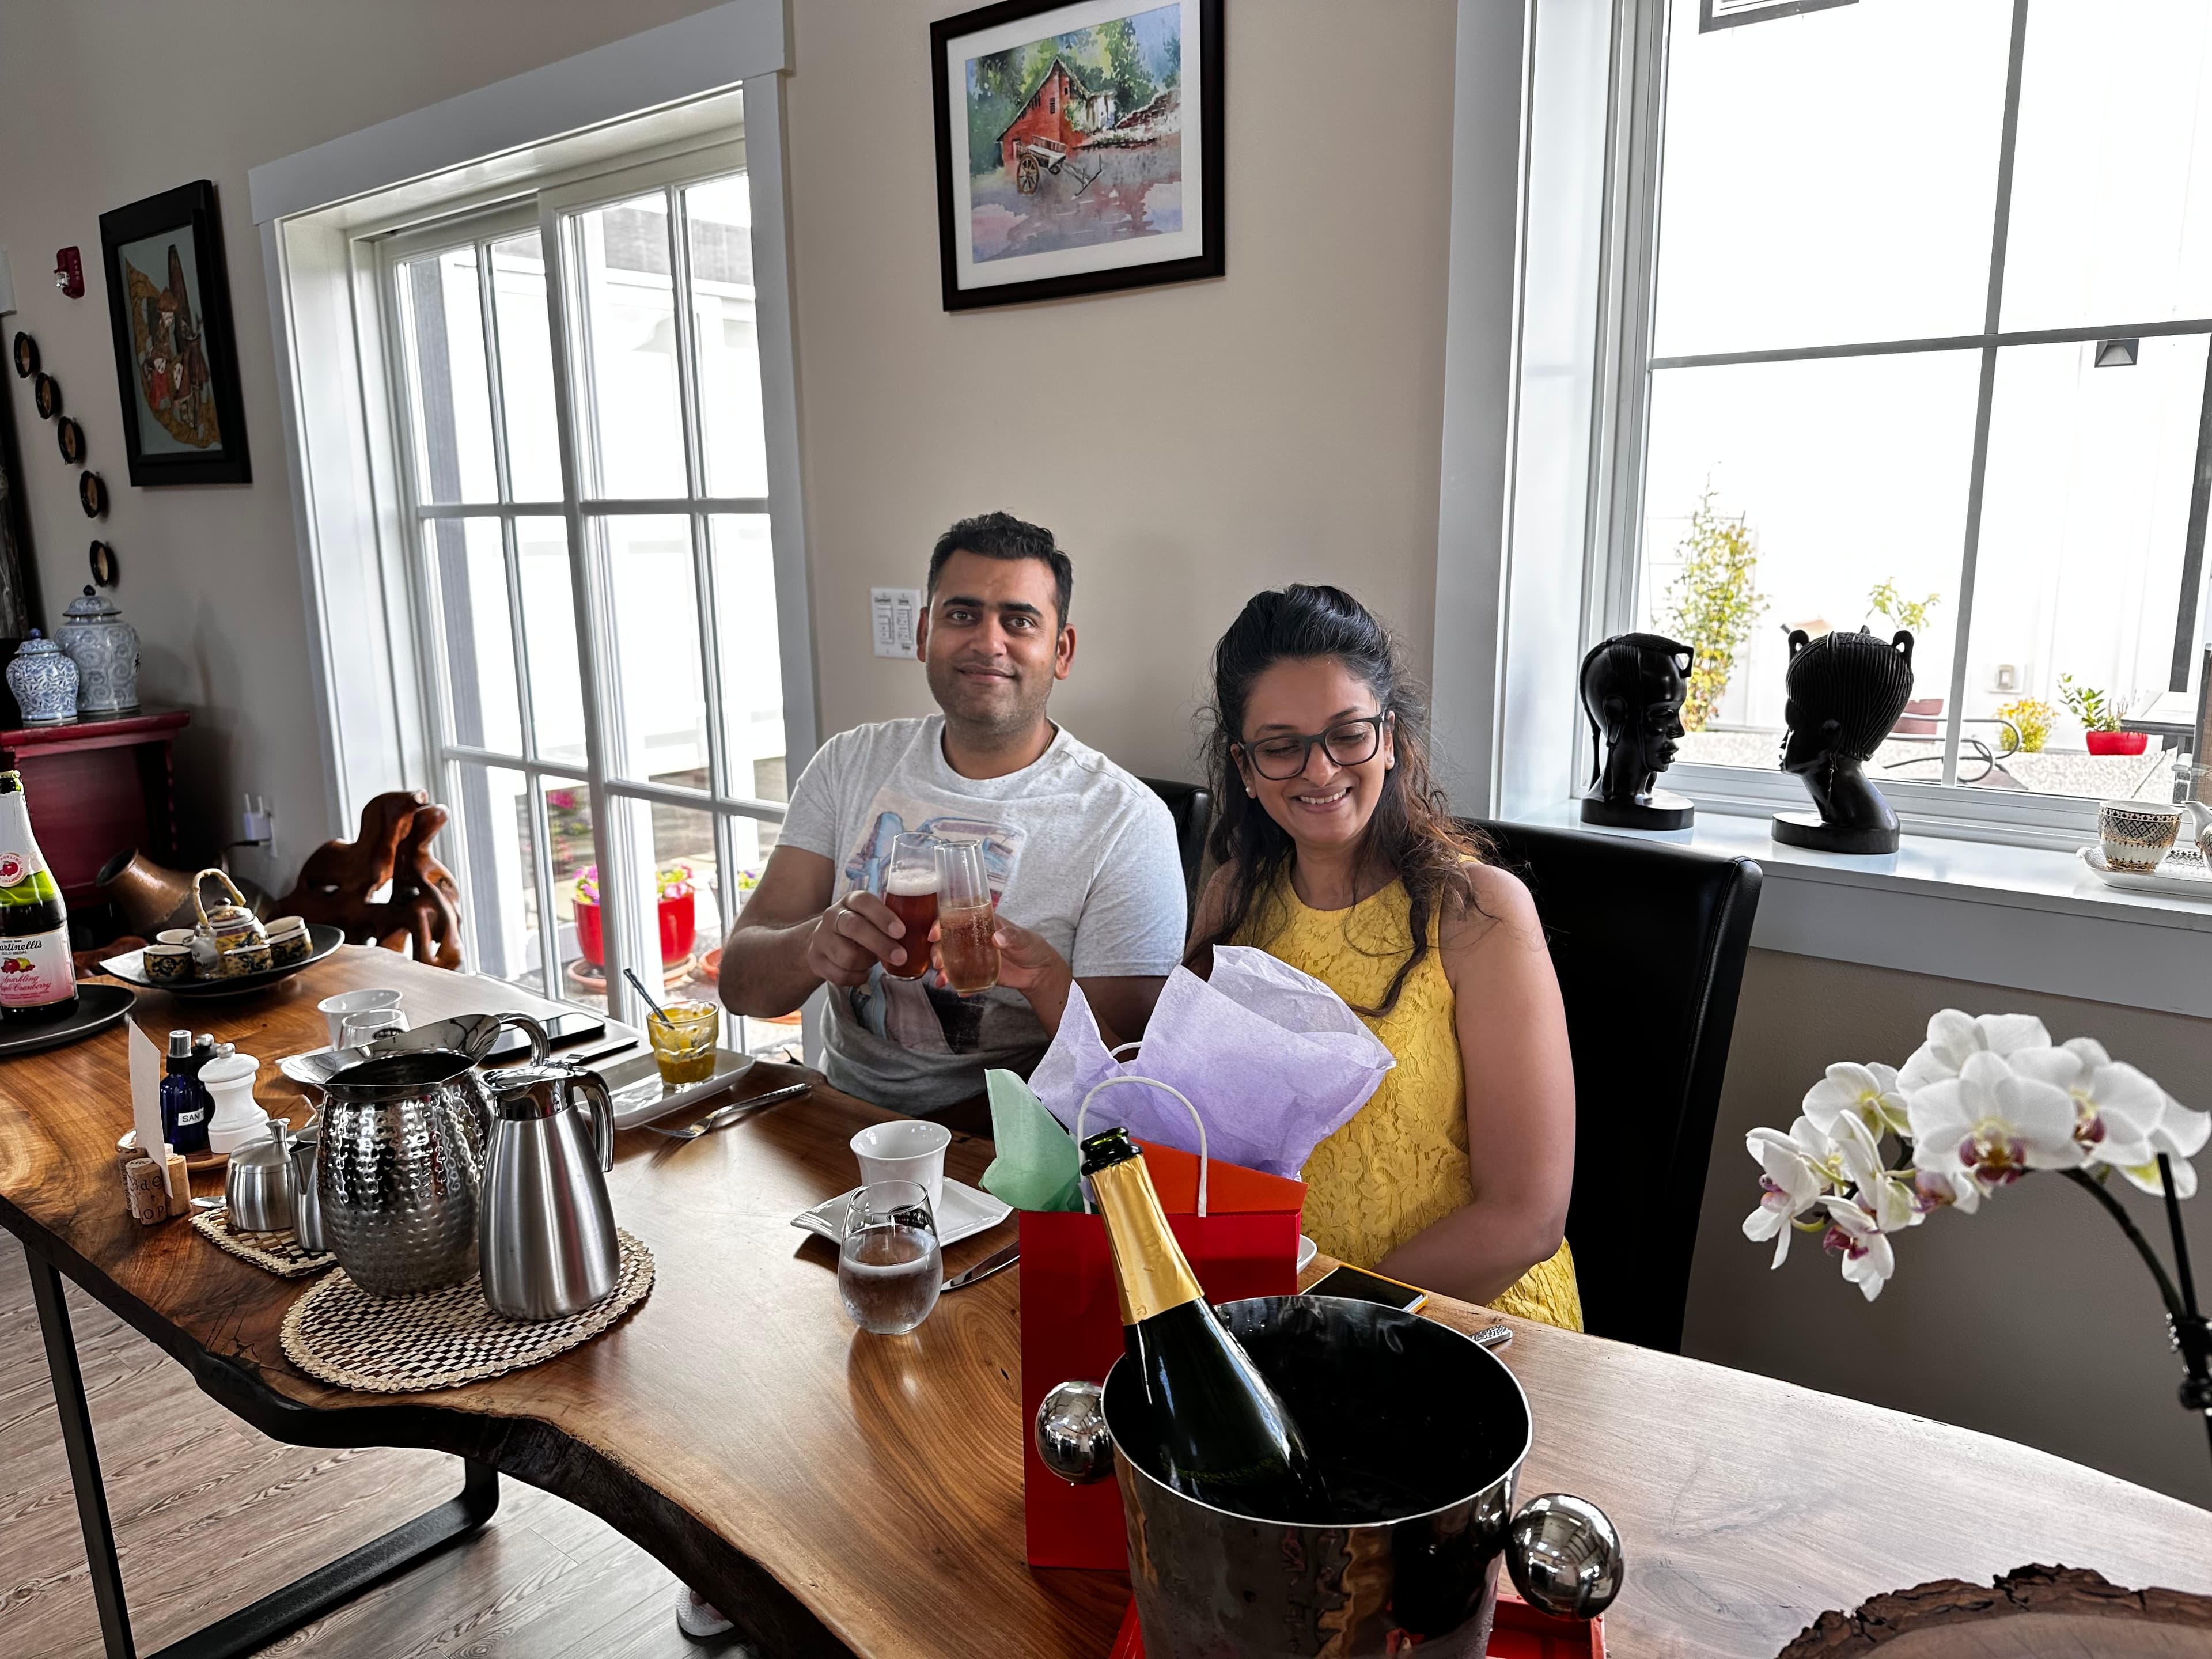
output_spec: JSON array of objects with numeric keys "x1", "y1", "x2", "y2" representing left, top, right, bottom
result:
[
  {"x1": 648, "y1": 1001, "x2": 719, "y2": 1085},
  {"x1": 880, "y1": 834, "x2": 938, "y2": 980}
]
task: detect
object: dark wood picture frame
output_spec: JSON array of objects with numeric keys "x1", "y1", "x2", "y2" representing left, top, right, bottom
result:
[
  {"x1": 97, "y1": 180, "x2": 252, "y2": 486},
  {"x1": 931, "y1": 0, "x2": 1223, "y2": 312}
]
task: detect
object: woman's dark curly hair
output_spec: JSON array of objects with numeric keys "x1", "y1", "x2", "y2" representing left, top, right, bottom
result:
[{"x1": 1190, "y1": 584, "x2": 1490, "y2": 1018}]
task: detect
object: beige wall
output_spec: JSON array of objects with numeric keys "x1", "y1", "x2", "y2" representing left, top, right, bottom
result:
[
  {"x1": 1688, "y1": 949, "x2": 2212, "y2": 1509},
  {"x1": 783, "y1": 0, "x2": 1456, "y2": 777}
]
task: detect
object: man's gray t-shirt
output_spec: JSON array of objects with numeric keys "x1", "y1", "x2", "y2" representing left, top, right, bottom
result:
[{"x1": 777, "y1": 717, "x2": 1187, "y2": 1111}]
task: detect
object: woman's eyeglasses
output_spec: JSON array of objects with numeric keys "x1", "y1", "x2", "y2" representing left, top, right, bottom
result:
[{"x1": 1238, "y1": 714, "x2": 1389, "y2": 781}]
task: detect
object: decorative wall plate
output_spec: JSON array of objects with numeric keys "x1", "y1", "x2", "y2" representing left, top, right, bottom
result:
[
  {"x1": 78, "y1": 470, "x2": 107, "y2": 518},
  {"x1": 88, "y1": 540, "x2": 119, "y2": 587},
  {"x1": 56, "y1": 416, "x2": 84, "y2": 464},
  {"x1": 11, "y1": 331, "x2": 36, "y2": 377},
  {"x1": 33, "y1": 372, "x2": 60, "y2": 419}
]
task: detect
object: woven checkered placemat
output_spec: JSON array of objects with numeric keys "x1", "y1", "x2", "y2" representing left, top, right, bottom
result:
[
  {"x1": 279, "y1": 1229, "x2": 654, "y2": 1394},
  {"x1": 191, "y1": 1205, "x2": 338, "y2": 1279}
]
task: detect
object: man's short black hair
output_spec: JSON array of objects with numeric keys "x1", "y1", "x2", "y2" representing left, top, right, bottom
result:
[{"x1": 927, "y1": 512, "x2": 1073, "y2": 626}]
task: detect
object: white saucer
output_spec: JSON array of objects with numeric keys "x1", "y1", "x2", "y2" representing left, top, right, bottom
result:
[
  {"x1": 1297, "y1": 1234, "x2": 1317, "y2": 1272},
  {"x1": 2078, "y1": 844, "x2": 2212, "y2": 900},
  {"x1": 793, "y1": 1177, "x2": 1012, "y2": 1247}
]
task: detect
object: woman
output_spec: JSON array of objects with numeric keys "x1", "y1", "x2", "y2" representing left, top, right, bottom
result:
[{"x1": 994, "y1": 584, "x2": 1581, "y2": 1328}]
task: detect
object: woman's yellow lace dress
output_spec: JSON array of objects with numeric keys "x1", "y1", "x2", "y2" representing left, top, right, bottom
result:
[{"x1": 1239, "y1": 877, "x2": 1582, "y2": 1331}]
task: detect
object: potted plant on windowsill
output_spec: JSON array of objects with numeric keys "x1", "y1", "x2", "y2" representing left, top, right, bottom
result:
[
  {"x1": 571, "y1": 863, "x2": 699, "y2": 967},
  {"x1": 2059, "y1": 674, "x2": 2147, "y2": 755},
  {"x1": 1868, "y1": 581, "x2": 1942, "y2": 733}
]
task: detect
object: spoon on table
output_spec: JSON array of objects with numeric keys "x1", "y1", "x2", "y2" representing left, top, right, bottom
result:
[{"x1": 624, "y1": 968, "x2": 671, "y2": 1027}]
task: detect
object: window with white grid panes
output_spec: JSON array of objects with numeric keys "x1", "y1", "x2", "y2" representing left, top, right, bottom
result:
[
  {"x1": 385, "y1": 145, "x2": 797, "y2": 1055},
  {"x1": 1605, "y1": 0, "x2": 2212, "y2": 841}
]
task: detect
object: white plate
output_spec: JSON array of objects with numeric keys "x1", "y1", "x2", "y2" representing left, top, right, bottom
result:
[
  {"x1": 793, "y1": 1177, "x2": 1013, "y2": 1248},
  {"x1": 604, "y1": 1050, "x2": 755, "y2": 1129},
  {"x1": 1297, "y1": 1234, "x2": 1317, "y2": 1272},
  {"x1": 2078, "y1": 845, "x2": 2212, "y2": 901}
]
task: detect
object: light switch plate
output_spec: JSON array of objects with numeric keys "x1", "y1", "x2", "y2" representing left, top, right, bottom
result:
[{"x1": 872, "y1": 587, "x2": 920, "y2": 659}]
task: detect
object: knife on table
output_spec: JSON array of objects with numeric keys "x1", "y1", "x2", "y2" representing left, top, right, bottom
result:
[{"x1": 942, "y1": 1240, "x2": 1019, "y2": 1293}]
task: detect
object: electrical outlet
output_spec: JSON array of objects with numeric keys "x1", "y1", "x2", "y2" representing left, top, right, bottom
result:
[
  {"x1": 872, "y1": 588, "x2": 920, "y2": 659},
  {"x1": 1991, "y1": 663, "x2": 2018, "y2": 694},
  {"x1": 240, "y1": 793, "x2": 272, "y2": 846}
]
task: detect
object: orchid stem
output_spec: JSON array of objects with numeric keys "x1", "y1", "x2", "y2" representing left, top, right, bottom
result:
[{"x1": 2059, "y1": 1166, "x2": 2188, "y2": 1326}]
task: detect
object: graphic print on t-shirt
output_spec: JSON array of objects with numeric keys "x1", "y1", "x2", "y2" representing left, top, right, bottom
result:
[{"x1": 841, "y1": 806, "x2": 1024, "y2": 1057}]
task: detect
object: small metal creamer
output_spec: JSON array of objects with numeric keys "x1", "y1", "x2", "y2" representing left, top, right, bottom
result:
[{"x1": 479, "y1": 1060, "x2": 619, "y2": 1322}]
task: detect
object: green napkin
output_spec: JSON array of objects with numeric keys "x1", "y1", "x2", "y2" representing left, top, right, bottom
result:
[{"x1": 980, "y1": 1068, "x2": 1084, "y2": 1212}]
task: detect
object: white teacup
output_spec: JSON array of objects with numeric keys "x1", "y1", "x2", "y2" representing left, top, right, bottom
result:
[
  {"x1": 851, "y1": 1119, "x2": 952, "y2": 1214},
  {"x1": 319, "y1": 988, "x2": 402, "y2": 1048},
  {"x1": 2098, "y1": 800, "x2": 2183, "y2": 873}
]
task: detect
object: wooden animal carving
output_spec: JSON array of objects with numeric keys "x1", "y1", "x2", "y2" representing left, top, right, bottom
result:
[{"x1": 278, "y1": 790, "x2": 465, "y2": 970}]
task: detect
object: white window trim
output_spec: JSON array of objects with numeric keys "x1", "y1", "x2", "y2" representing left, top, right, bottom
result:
[
  {"x1": 252, "y1": 1, "x2": 816, "y2": 1039},
  {"x1": 1434, "y1": 0, "x2": 2212, "y2": 1013}
]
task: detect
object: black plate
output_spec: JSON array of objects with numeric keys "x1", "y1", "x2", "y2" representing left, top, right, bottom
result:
[
  {"x1": 99, "y1": 924, "x2": 346, "y2": 998},
  {"x1": 0, "y1": 982, "x2": 136, "y2": 1058}
]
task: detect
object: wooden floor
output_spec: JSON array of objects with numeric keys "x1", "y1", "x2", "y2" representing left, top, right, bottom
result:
[{"x1": 1, "y1": 1241, "x2": 744, "y2": 1658}]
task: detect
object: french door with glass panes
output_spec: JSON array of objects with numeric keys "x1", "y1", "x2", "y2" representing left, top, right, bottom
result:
[{"x1": 384, "y1": 141, "x2": 801, "y2": 1054}]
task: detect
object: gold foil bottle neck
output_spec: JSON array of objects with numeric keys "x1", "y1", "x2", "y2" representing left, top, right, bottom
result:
[{"x1": 1088, "y1": 1151, "x2": 1203, "y2": 1325}]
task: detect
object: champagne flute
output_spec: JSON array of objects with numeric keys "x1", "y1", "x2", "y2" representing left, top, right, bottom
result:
[{"x1": 933, "y1": 839, "x2": 998, "y2": 994}]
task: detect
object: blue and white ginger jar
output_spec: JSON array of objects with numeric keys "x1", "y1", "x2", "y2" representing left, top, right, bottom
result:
[
  {"x1": 7, "y1": 631, "x2": 79, "y2": 726},
  {"x1": 59, "y1": 585, "x2": 140, "y2": 715}
]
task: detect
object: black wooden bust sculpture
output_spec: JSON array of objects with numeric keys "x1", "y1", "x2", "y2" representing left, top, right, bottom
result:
[
  {"x1": 1578, "y1": 632, "x2": 1695, "y2": 830},
  {"x1": 1772, "y1": 627, "x2": 1915, "y2": 855}
]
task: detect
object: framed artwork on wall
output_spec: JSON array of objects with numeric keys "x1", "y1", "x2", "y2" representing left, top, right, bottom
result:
[
  {"x1": 931, "y1": 0, "x2": 1222, "y2": 311},
  {"x1": 97, "y1": 179, "x2": 252, "y2": 486},
  {"x1": 0, "y1": 376, "x2": 41, "y2": 647}
]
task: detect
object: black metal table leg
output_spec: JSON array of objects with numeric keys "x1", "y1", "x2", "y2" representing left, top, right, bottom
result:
[{"x1": 26, "y1": 1245, "x2": 500, "y2": 1659}]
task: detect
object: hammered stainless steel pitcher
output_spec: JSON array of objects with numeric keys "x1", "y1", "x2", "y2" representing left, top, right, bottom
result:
[
  {"x1": 317, "y1": 1012, "x2": 550, "y2": 1298},
  {"x1": 478, "y1": 1060, "x2": 618, "y2": 1321}
]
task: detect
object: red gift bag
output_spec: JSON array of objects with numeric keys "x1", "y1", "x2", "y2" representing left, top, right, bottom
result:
[{"x1": 1020, "y1": 1075, "x2": 1305, "y2": 1569}]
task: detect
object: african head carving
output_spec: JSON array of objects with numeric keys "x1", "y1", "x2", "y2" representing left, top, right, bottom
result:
[
  {"x1": 1773, "y1": 627, "x2": 1915, "y2": 854},
  {"x1": 1579, "y1": 632, "x2": 1695, "y2": 830}
]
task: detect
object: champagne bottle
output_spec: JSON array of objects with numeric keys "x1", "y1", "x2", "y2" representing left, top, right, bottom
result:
[
  {"x1": 1080, "y1": 1126, "x2": 1328, "y2": 1521},
  {"x1": 0, "y1": 771, "x2": 78, "y2": 1024}
]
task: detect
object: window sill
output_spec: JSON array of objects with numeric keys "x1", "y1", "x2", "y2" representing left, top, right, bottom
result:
[{"x1": 1513, "y1": 801, "x2": 2212, "y2": 1020}]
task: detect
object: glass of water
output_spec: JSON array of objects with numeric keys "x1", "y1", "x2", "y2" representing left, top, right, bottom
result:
[{"x1": 838, "y1": 1179, "x2": 942, "y2": 1335}]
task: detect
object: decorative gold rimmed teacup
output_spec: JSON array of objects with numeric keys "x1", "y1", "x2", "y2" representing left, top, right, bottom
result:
[{"x1": 2099, "y1": 800, "x2": 2183, "y2": 873}]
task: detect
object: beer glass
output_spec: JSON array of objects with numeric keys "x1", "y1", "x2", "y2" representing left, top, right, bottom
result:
[
  {"x1": 933, "y1": 839, "x2": 999, "y2": 994},
  {"x1": 880, "y1": 834, "x2": 938, "y2": 980}
]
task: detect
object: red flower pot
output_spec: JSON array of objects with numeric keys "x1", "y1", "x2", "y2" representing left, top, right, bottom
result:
[
  {"x1": 573, "y1": 891, "x2": 698, "y2": 966},
  {"x1": 2085, "y1": 730, "x2": 2147, "y2": 756}
]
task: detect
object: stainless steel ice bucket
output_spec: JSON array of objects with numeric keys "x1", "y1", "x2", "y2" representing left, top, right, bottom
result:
[{"x1": 1098, "y1": 1297, "x2": 1574, "y2": 1658}]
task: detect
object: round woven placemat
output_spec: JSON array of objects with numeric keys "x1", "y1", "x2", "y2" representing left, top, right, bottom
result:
[
  {"x1": 192, "y1": 1205, "x2": 337, "y2": 1278},
  {"x1": 280, "y1": 1229, "x2": 654, "y2": 1393}
]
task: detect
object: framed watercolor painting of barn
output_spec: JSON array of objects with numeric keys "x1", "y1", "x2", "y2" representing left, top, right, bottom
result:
[
  {"x1": 97, "y1": 180, "x2": 252, "y2": 486},
  {"x1": 931, "y1": 0, "x2": 1222, "y2": 310}
]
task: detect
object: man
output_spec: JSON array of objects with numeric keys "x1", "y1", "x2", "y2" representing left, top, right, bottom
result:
[{"x1": 717, "y1": 511, "x2": 1185, "y2": 1118}]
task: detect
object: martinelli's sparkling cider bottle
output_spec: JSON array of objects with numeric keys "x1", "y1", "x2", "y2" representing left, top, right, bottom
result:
[
  {"x1": 1079, "y1": 1126, "x2": 1327, "y2": 1521},
  {"x1": 0, "y1": 771, "x2": 79, "y2": 1024}
]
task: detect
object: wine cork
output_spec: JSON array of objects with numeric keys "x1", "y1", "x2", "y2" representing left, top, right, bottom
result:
[
  {"x1": 124, "y1": 1157, "x2": 169, "y2": 1225},
  {"x1": 164, "y1": 1152, "x2": 191, "y2": 1217},
  {"x1": 116, "y1": 1139, "x2": 144, "y2": 1213}
]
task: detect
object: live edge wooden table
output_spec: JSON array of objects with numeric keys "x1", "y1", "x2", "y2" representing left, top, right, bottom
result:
[{"x1": 5, "y1": 951, "x2": 2211, "y2": 1659}]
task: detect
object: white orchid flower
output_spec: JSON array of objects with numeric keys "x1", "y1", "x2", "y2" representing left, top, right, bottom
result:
[
  {"x1": 1825, "y1": 1109, "x2": 1919, "y2": 1232},
  {"x1": 1743, "y1": 1116, "x2": 1840, "y2": 1267},
  {"x1": 1816, "y1": 1195, "x2": 1896, "y2": 1302},
  {"x1": 1911, "y1": 1166, "x2": 1982, "y2": 1216},
  {"x1": 2007, "y1": 1039, "x2": 2169, "y2": 1165},
  {"x1": 1906, "y1": 1049, "x2": 2083, "y2": 1192},
  {"x1": 1802, "y1": 1061, "x2": 1911, "y2": 1139},
  {"x1": 1897, "y1": 1009, "x2": 2052, "y2": 1090},
  {"x1": 2113, "y1": 1092, "x2": 2211, "y2": 1199}
]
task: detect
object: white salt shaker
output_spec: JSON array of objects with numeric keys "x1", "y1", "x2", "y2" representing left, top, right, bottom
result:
[{"x1": 201, "y1": 1050, "x2": 270, "y2": 1156}]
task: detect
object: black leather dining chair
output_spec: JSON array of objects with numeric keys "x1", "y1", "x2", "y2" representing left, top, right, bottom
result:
[
  {"x1": 1468, "y1": 819, "x2": 1762, "y2": 1353},
  {"x1": 1141, "y1": 777, "x2": 1213, "y2": 920}
]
